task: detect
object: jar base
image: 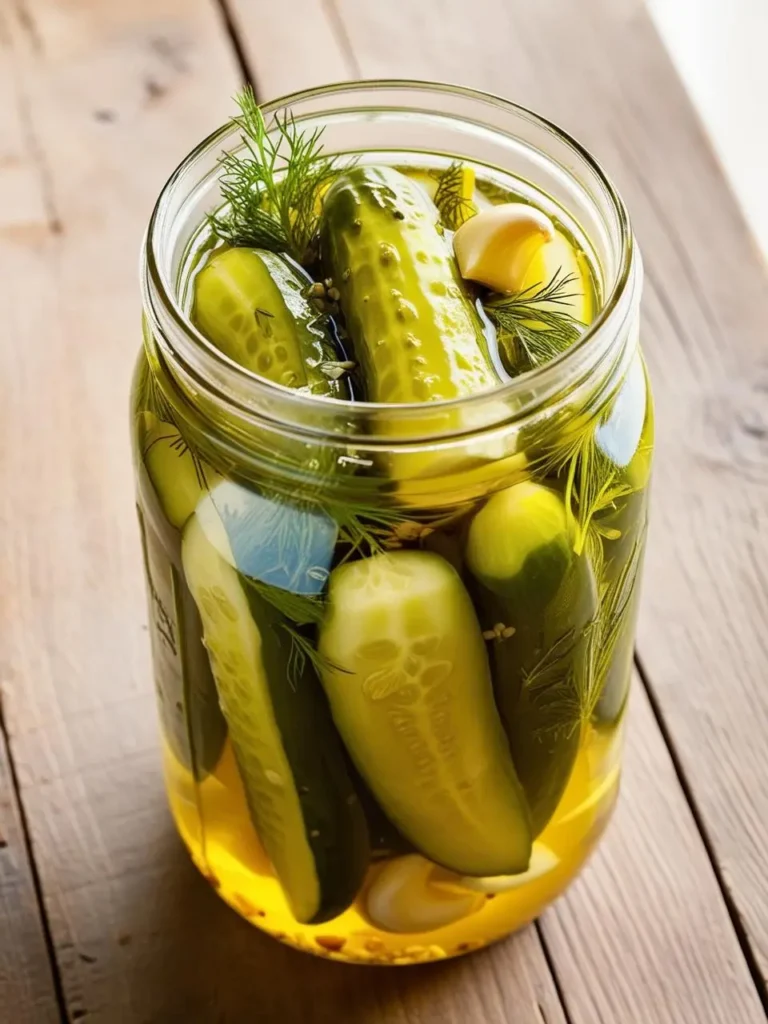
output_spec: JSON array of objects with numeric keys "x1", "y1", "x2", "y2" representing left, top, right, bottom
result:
[{"x1": 163, "y1": 729, "x2": 621, "y2": 966}]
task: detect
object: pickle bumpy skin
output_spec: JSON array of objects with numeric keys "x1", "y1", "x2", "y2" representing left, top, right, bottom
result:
[{"x1": 320, "y1": 165, "x2": 499, "y2": 403}]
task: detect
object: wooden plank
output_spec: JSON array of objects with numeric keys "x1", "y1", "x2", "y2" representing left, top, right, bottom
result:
[
  {"x1": 0, "y1": 18, "x2": 67, "y2": 1022},
  {"x1": 0, "y1": 1, "x2": 567, "y2": 1021},
  {"x1": 541, "y1": 676, "x2": 765, "y2": 1024},
  {"x1": 225, "y1": 0, "x2": 351, "y2": 96},
  {"x1": 0, "y1": 726, "x2": 61, "y2": 1024},
  {"x1": 305, "y1": 0, "x2": 768, "y2": 996}
]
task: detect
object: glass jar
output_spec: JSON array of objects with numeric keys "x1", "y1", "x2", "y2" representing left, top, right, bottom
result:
[{"x1": 134, "y1": 81, "x2": 650, "y2": 965}]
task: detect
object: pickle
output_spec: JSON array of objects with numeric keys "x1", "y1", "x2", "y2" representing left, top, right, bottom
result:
[
  {"x1": 501, "y1": 554, "x2": 598, "y2": 835},
  {"x1": 320, "y1": 165, "x2": 499, "y2": 403},
  {"x1": 192, "y1": 247, "x2": 350, "y2": 397},
  {"x1": 465, "y1": 481, "x2": 597, "y2": 834},
  {"x1": 182, "y1": 511, "x2": 369, "y2": 924},
  {"x1": 135, "y1": 409, "x2": 227, "y2": 779},
  {"x1": 465, "y1": 481, "x2": 573, "y2": 613},
  {"x1": 318, "y1": 550, "x2": 532, "y2": 877},
  {"x1": 140, "y1": 412, "x2": 221, "y2": 531},
  {"x1": 137, "y1": 502, "x2": 227, "y2": 780}
]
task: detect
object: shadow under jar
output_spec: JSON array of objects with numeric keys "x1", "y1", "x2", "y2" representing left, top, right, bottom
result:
[{"x1": 133, "y1": 81, "x2": 651, "y2": 965}]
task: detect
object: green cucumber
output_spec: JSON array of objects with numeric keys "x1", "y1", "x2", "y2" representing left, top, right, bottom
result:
[
  {"x1": 465, "y1": 481, "x2": 573, "y2": 614},
  {"x1": 465, "y1": 481, "x2": 597, "y2": 835},
  {"x1": 320, "y1": 165, "x2": 499, "y2": 403},
  {"x1": 140, "y1": 412, "x2": 220, "y2": 531},
  {"x1": 181, "y1": 511, "x2": 369, "y2": 924},
  {"x1": 318, "y1": 550, "x2": 532, "y2": 877},
  {"x1": 501, "y1": 555, "x2": 598, "y2": 835},
  {"x1": 192, "y1": 247, "x2": 350, "y2": 397},
  {"x1": 137, "y1": 506, "x2": 227, "y2": 779},
  {"x1": 135, "y1": 396, "x2": 227, "y2": 780}
]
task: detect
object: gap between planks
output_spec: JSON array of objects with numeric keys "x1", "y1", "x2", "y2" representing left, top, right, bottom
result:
[
  {"x1": 636, "y1": 652, "x2": 768, "y2": 1018},
  {"x1": 0, "y1": 706, "x2": 65, "y2": 1023}
]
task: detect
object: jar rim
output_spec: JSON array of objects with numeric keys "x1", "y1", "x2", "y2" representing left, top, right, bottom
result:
[{"x1": 142, "y1": 78, "x2": 639, "y2": 445}]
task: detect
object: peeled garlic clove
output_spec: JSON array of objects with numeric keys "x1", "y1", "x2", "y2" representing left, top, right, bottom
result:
[
  {"x1": 517, "y1": 229, "x2": 594, "y2": 323},
  {"x1": 366, "y1": 854, "x2": 484, "y2": 933},
  {"x1": 453, "y1": 203, "x2": 555, "y2": 293},
  {"x1": 456, "y1": 843, "x2": 559, "y2": 894}
]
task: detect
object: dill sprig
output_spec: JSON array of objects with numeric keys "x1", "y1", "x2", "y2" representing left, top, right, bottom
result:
[
  {"x1": 209, "y1": 87, "x2": 343, "y2": 265},
  {"x1": 582, "y1": 528, "x2": 645, "y2": 717},
  {"x1": 433, "y1": 161, "x2": 477, "y2": 230},
  {"x1": 523, "y1": 629, "x2": 584, "y2": 740},
  {"x1": 523, "y1": 529, "x2": 644, "y2": 734},
  {"x1": 535, "y1": 426, "x2": 633, "y2": 556},
  {"x1": 242, "y1": 575, "x2": 335, "y2": 687},
  {"x1": 484, "y1": 269, "x2": 585, "y2": 373}
]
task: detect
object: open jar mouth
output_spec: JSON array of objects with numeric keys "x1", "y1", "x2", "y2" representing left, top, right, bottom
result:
[{"x1": 142, "y1": 79, "x2": 640, "y2": 447}]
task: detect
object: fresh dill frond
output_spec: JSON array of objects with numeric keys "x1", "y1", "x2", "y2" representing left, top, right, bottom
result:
[
  {"x1": 209, "y1": 87, "x2": 343, "y2": 265},
  {"x1": 523, "y1": 629, "x2": 585, "y2": 740},
  {"x1": 246, "y1": 576, "x2": 325, "y2": 626},
  {"x1": 535, "y1": 424, "x2": 632, "y2": 556},
  {"x1": 241, "y1": 575, "x2": 330, "y2": 687},
  {"x1": 433, "y1": 161, "x2": 477, "y2": 230},
  {"x1": 582, "y1": 527, "x2": 646, "y2": 717},
  {"x1": 584, "y1": 524, "x2": 607, "y2": 592},
  {"x1": 332, "y1": 503, "x2": 412, "y2": 559},
  {"x1": 484, "y1": 269, "x2": 585, "y2": 373}
]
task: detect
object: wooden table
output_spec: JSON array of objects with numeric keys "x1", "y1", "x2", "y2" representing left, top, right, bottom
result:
[{"x1": 2, "y1": 1, "x2": 768, "y2": 1021}]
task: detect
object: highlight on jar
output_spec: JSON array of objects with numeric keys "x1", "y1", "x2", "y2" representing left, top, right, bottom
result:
[{"x1": 135, "y1": 82, "x2": 651, "y2": 966}]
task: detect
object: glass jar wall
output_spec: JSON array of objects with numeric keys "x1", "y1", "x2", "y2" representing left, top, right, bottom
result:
[{"x1": 134, "y1": 82, "x2": 650, "y2": 964}]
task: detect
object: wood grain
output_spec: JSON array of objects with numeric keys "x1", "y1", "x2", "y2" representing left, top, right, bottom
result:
[
  {"x1": 0, "y1": 726, "x2": 61, "y2": 1024},
  {"x1": 288, "y1": 0, "x2": 768, "y2": 995},
  {"x1": 541, "y1": 676, "x2": 766, "y2": 1024},
  {"x1": 225, "y1": 0, "x2": 351, "y2": 96},
  {"x1": 0, "y1": 17, "x2": 64, "y2": 1022},
  {"x1": 0, "y1": 0, "x2": 564, "y2": 1020},
  {"x1": 2, "y1": 0, "x2": 767, "y2": 1020}
]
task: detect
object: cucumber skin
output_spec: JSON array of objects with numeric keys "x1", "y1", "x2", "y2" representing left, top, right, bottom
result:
[
  {"x1": 239, "y1": 580, "x2": 371, "y2": 923},
  {"x1": 136, "y1": 494, "x2": 227, "y2": 780},
  {"x1": 182, "y1": 513, "x2": 369, "y2": 924},
  {"x1": 192, "y1": 247, "x2": 350, "y2": 398},
  {"x1": 320, "y1": 166, "x2": 499, "y2": 403},
  {"x1": 489, "y1": 553, "x2": 597, "y2": 836}
]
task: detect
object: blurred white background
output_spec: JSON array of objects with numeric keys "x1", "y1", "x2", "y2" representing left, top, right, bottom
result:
[{"x1": 649, "y1": 0, "x2": 768, "y2": 260}]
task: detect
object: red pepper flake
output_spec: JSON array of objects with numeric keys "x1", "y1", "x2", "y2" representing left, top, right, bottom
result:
[{"x1": 315, "y1": 935, "x2": 346, "y2": 953}]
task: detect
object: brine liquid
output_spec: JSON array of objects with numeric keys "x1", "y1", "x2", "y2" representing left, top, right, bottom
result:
[{"x1": 164, "y1": 725, "x2": 622, "y2": 964}]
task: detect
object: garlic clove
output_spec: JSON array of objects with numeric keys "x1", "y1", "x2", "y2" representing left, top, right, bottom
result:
[
  {"x1": 517, "y1": 229, "x2": 594, "y2": 324},
  {"x1": 453, "y1": 203, "x2": 555, "y2": 293},
  {"x1": 366, "y1": 854, "x2": 484, "y2": 933}
]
